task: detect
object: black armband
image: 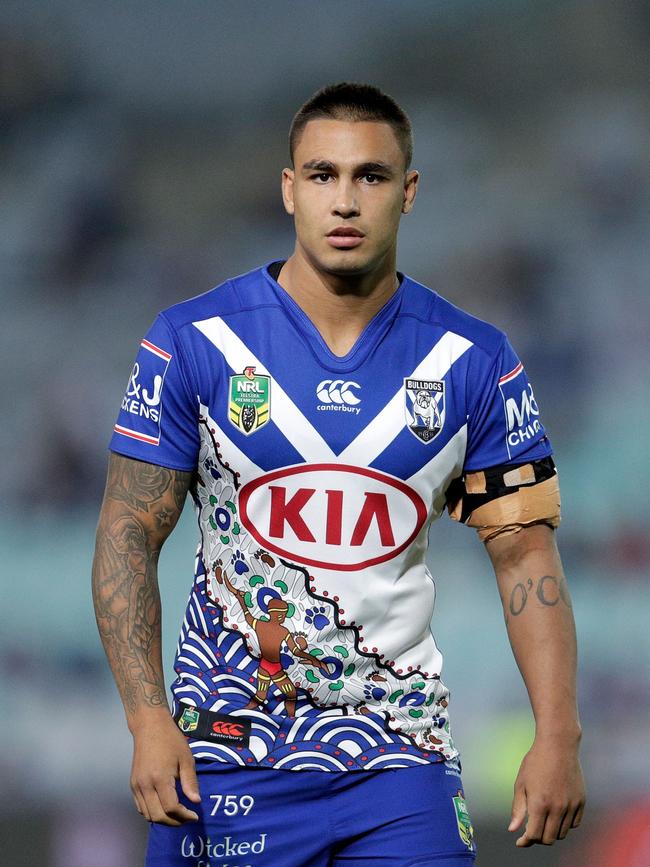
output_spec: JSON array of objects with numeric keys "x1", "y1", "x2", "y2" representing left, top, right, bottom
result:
[{"x1": 446, "y1": 456, "x2": 560, "y2": 542}]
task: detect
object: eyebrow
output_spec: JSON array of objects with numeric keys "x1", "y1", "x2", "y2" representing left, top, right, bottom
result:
[{"x1": 301, "y1": 159, "x2": 395, "y2": 177}]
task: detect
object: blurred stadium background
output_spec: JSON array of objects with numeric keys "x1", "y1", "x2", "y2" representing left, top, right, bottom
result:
[{"x1": 1, "y1": 1, "x2": 649, "y2": 864}]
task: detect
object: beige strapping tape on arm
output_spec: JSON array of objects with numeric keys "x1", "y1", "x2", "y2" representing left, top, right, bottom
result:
[{"x1": 467, "y1": 475, "x2": 561, "y2": 542}]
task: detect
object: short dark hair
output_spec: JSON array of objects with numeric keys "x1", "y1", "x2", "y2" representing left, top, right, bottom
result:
[{"x1": 289, "y1": 82, "x2": 413, "y2": 170}]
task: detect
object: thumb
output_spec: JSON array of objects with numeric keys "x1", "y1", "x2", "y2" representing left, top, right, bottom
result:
[
  {"x1": 179, "y1": 755, "x2": 201, "y2": 804},
  {"x1": 508, "y1": 786, "x2": 526, "y2": 832}
]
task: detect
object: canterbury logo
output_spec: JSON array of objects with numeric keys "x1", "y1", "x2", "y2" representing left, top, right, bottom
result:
[
  {"x1": 212, "y1": 721, "x2": 245, "y2": 737},
  {"x1": 316, "y1": 379, "x2": 361, "y2": 406}
]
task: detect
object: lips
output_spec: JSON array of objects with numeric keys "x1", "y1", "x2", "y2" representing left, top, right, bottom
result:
[
  {"x1": 327, "y1": 227, "x2": 364, "y2": 237},
  {"x1": 326, "y1": 227, "x2": 365, "y2": 248}
]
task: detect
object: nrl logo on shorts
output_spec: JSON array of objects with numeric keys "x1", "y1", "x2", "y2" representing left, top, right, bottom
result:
[
  {"x1": 404, "y1": 378, "x2": 445, "y2": 444},
  {"x1": 452, "y1": 791, "x2": 474, "y2": 851},
  {"x1": 178, "y1": 707, "x2": 200, "y2": 733},
  {"x1": 229, "y1": 366, "x2": 271, "y2": 435}
]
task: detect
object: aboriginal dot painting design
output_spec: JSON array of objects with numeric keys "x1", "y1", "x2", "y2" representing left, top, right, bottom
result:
[{"x1": 170, "y1": 409, "x2": 457, "y2": 771}]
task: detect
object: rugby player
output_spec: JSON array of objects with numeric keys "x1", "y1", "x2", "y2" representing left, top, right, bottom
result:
[{"x1": 92, "y1": 82, "x2": 585, "y2": 866}]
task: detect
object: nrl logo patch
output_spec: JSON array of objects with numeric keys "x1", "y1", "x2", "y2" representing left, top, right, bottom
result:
[
  {"x1": 177, "y1": 707, "x2": 200, "y2": 733},
  {"x1": 452, "y1": 791, "x2": 475, "y2": 851},
  {"x1": 404, "y1": 378, "x2": 445, "y2": 443},
  {"x1": 229, "y1": 366, "x2": 271, "y2": 435}
]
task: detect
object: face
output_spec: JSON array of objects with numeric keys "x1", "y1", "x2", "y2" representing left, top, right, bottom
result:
[{"x1": 282, "y1": 119, "x2": 418, "y2": 277}]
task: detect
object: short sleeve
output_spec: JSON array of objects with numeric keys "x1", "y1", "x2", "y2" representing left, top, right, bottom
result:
[
  {"x1": 109, "y1": 314, "x2": 199, "y2": 470},
  {"x1": 464, "y1": 337, "x2": 552, "y2": 471}
]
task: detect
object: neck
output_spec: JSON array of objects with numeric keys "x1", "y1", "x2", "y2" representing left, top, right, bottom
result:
[{"x1": 276, "y1": 246, "x2": 400, "y2": 358}]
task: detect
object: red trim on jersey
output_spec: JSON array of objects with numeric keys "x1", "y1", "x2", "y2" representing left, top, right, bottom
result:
[
  {"x1": 141, "y1": 339, "x2": 172, "y2": 361},
  {"x1": 113, "y1": 424, "x2": 160, "y2": 445},
  {"x1": 499, "y1": 361, "x2": 523, "y2": 385}
]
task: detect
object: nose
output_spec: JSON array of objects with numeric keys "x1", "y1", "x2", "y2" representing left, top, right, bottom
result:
[{"x1": 332, "y1": 179, "x2": 360, "y2": 218}]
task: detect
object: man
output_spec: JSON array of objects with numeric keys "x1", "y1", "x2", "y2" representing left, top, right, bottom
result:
[{"x1": 93, "y1": 82, "x2": 585, "y2": 866}]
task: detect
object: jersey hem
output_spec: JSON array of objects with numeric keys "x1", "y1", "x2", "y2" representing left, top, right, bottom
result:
[{"x1": 107, "y1": 444, "x2": 196, "y2": 473}]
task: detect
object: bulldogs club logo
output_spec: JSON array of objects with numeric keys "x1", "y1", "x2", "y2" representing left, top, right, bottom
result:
[
  {"x1": 404, "y1": 378, "x2": 445, "y2": 443},
  {"x1": 229, "y1": 366, "x2": 271, "y2": 435}
]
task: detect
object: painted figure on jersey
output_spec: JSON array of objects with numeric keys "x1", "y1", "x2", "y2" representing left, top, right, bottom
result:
[{"x1": 216, "y1": 563, "x2": 327, "y2": 715}]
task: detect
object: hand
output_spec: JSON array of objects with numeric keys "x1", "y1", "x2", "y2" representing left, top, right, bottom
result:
[
  {"x1": 509, "y1": 737, "x2": 585, "y2": 847},
  {"x1": 129, "y1": 711, "x2": 201, "y2": 826}
]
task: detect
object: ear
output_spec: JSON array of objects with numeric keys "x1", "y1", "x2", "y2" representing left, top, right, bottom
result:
[
  {"x1": 402, "y1": 170, "x2": 419, "y2": 215},
  {"x1": 281, "y1": 167, "x2": 295, "y2": 215}
]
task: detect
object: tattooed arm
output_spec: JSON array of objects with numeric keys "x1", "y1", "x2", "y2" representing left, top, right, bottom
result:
[
  {"x1": 92, "y1": 453, "x2": 201, "y2": 826},
  {"x1": 485, "y1": 523, "x2": 585, "y2": 848}
]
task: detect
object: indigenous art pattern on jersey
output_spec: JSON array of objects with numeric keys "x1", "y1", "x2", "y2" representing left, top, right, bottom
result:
[
  {"x1": 176, "y1": 412, "x2": 452, "y2": 769},
  {"x1": 110, "y1": 261, "x2": 553, "y2": 771}
]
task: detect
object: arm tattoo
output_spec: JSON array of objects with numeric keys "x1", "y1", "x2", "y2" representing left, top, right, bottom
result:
[
  {"x1": 92, "y1": 455, "x2": 192, "y2": 717},
  {"x1": 505, "y1": 574, "x2": 573, "y2": 622}
]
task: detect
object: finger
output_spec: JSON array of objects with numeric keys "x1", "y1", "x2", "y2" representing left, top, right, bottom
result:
[
  {"x1": 558, "y1": 806, "x2": 574, "y2": 840},
  {"x1": 541, "y1": 808, "x2": 565, "y2": 845},
  {"x1": 141, "y1": 784, "x2": 183, "y2": 826},
  {"x1": 131, "y1": 786, "x2": 151, "y2": 822},
  {"x1": 179, "y1": 756, "x2": 202, "y2": 805},
  {"x1": 132, "y1": 787, "x2": 150, "y2": 821},
  {"x1": 508, "y1": 786, "x2": 527, "y2": 832},
  {"x1": 516, "y1": 805, "x2": 546, "y2": 847},
  {"x1": 156, "y1": 776, "x2": 199, "y2": 824},
  {"x1": 571, "y1": 802, "x2": 585, "y2": 828}
]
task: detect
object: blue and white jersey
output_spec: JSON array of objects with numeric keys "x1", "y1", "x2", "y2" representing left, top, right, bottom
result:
[{"x1": 110, "y1": 261, "x2": 552, "y2": 772}]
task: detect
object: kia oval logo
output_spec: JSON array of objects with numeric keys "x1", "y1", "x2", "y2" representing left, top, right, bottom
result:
[{"x1": 238, "y1": 464, "x2": 427, "y2": 571}]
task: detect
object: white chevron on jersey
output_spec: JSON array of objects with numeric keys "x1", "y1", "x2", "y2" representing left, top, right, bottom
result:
[
  {"x1": 339, "y1": 331, "x2": 473, "y2": 465},
  {"x1": 193, "y1": 316, "x2": 336, "y2": 462}
]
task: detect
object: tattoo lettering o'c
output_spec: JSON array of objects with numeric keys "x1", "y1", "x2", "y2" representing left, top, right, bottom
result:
[
  {"x1": 507, "y1": 574, "x2": 573, "y2": 619},
  {"x1": 509, "y1": 578, "x2": 533, "y2": 617}
]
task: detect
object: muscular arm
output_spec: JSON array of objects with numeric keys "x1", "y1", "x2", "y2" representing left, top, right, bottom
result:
[
  {"x1": 92, "y1": 453, "x2": 190, "y2": 723},
  {"x1": 486, "y1": 523, "x2": 585, "y2": 846},
  {"x1": 92, "y1": 453, "x2": 201, "y2": 825}
]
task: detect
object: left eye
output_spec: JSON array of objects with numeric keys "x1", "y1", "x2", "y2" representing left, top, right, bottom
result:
[{"x1": 363, "y1": 174, "x2": 381, "y2": 183}]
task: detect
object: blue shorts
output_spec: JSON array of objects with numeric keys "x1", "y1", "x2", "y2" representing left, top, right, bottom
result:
[{"x1": 146, "y1": 761, "x2": 477, "y2": 866}]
